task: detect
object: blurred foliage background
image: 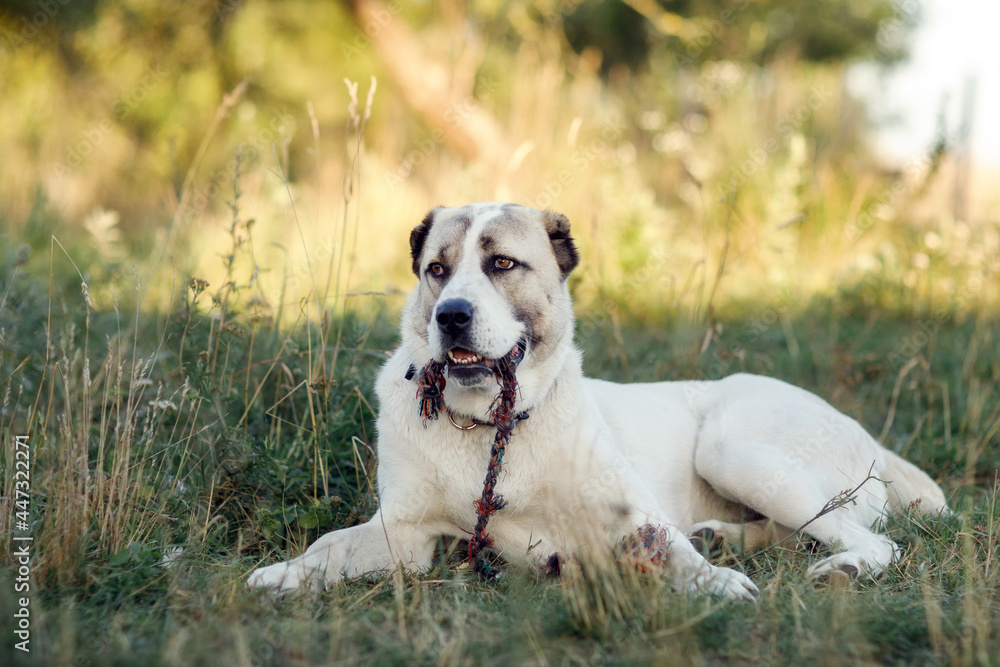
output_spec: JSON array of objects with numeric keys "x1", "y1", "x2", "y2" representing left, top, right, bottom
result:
[{"x1": 0, "y1": 0, "x2": 995, "y2": 321}]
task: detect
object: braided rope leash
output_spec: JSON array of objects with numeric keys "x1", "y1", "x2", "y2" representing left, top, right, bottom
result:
[
  {"x1": 415, "y1": 360, "x2": 447, "y2": 425},
  {"x1": 468, "y1": 357, "x2": 518, "y2": 578},
  {"x1": 415, "y1": 350, "x2": 521, "y2": 579}
]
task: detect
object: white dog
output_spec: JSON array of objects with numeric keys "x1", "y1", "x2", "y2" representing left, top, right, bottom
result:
[{"x1": 249, "y1": 203, "x2": 947, "y2": 600}]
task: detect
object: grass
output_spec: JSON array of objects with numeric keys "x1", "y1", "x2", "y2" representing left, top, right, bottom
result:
[{"x1": 1, "y1": 242, "x2": 998, "y2": 664}]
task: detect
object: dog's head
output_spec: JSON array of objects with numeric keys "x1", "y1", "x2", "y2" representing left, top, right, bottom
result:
[{"x1": 404, "y1": 203, "x2": 579, "y2": 392}]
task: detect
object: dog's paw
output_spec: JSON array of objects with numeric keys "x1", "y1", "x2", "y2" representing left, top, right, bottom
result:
[
  {"x1": 247, "y1": 558, "x2": 330, "y2": 595},
  {"x1": 687, "y1": 524, "x2": 725, "y2": 557},
  {"x1": 806, "y1": 552, "x2": 871, "y2": 584},
  {"x1": 686, "y1": 564, "x2": 758, "y2": 602}
]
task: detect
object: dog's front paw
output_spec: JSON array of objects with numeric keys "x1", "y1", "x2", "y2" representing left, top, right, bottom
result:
[
  {"x1": 247, "y1": 557, "x2": 333, "y2": 594},
  {"x1": 686, "y1": 564, "x2": 758, "y2": 601}
]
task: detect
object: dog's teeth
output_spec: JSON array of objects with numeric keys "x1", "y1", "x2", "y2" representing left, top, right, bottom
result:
[{"x1": 447, "y1": 350, "x2": 482, "y2": 364}]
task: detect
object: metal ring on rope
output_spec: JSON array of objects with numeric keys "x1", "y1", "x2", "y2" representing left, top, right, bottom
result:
[{"x1": 448, "y1": 411, "x2": 480, "y2": 430}]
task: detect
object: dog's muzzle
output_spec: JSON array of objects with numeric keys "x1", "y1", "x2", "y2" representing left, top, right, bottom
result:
[{"x1": 432, "y1": 298, "x2": 526, "y2": 385}]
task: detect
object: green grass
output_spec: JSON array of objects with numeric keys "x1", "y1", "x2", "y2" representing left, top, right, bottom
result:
[{"x1": 1, "y1": 237, "x2": 998, "y2": 665}]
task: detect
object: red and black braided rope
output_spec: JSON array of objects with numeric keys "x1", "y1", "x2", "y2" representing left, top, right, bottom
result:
[
  {"x1": 416, "y1": 360, "x2": 447, "y2": 425},
  {"x1": 468, "y1": 356, "x2": 518, "y2": 578},
  {"x1": 415, "y1": 352, "x2": 521, "y2": 579}
]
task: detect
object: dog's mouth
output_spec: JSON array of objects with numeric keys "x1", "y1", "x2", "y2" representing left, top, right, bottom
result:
[
  {"x1": 445, "y1": 339, "x2": 526, "y2": 383},
  {"x1": 446, "y1": 348, "x2": 486, "y2": 365}
]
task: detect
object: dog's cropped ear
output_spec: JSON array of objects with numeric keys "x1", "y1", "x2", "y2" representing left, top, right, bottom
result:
[
  {"x1": 410, "y1": 207, "x2": 441, "y2": 276},
  {"x1": 543, "y1": 210, "x2": 580, "y2": 280}
]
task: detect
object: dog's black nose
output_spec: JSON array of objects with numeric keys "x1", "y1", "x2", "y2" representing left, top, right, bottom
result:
[{"x1": 436, "y1": 298, "x2": 473, "y2": 336}]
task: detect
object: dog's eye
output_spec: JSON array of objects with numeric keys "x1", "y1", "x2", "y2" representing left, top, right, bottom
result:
[
  {"x1": 427, "y1": 262, "x2": 445, "y2": 277},
  {"x1": 494, "y1": 257, "x2": 515, "y2": 271}
]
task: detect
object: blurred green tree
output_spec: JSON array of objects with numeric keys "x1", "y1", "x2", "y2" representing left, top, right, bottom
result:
[{"x1": 561, "y1": 0, "x2": 914, "y2": 72}]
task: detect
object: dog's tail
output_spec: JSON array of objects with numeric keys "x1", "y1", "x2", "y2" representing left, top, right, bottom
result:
[{"x1": 882, "y1": 448, "x2": 949, "y2": 515}]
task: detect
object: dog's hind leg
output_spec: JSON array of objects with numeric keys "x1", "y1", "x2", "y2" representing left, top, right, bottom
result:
[
  {"x1": 694, "y1": 440, "x2": 900, "y2": 581},
  {"x1": 799, "y1": 515, "x2": 900, "y2": 581},
  {"x1": 803, "y1": 449, "x2": 947, "y2": 582}
]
